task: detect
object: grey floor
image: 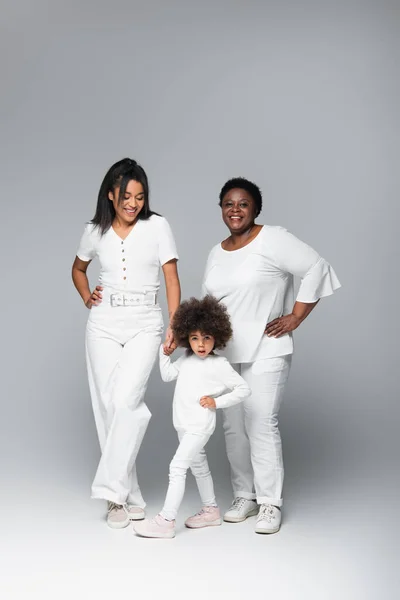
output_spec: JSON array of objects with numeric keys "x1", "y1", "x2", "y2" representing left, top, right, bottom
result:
[{"x1": 2, "y1": 460, "x2": 392, "y2": 600}]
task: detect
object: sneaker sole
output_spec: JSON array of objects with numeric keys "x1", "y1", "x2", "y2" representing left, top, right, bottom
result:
[
  {"x1": 255, "y1": 525, "x2": 281, "y2": 534},
  {"x1": 223, "y1": 508, "x2": 259, "y2": 523},
  {"x1": 134, "y1": 530, "x2": 175, "y2": 539},
  {"x1": 185, "y1": 519, "x2": 222, "y2": 529},
  {"x1": 128, "y1": 513, "x2": 145, "y2": 521}
]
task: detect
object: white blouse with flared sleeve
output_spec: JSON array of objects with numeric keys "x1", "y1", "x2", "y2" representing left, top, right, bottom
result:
[
  {"x1": 202, "y1": 225, "x2": 341, "y2": 363},
  {"x1": 76, "y1": 214, "x2": 178, "y2": 294},
  {"x1": 159, "y1": 346, "x2": 251, "y2": 435}
]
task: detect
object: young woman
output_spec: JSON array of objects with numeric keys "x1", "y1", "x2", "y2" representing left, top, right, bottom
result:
[
  {"x1": 72, "y1": 158, "x2": 181, "y2": 528},
  {"x1": 202, "y1": 177, "x2": 341, "y2": 534}
]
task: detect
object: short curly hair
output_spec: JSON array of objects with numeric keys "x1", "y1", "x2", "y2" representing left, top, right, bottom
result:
[
  {"x1": 172, "y1": 295, "x2": 233, "y2": 352},
  {"x1": 219, "y1": 177, "x2": 262, "y2": 217}
]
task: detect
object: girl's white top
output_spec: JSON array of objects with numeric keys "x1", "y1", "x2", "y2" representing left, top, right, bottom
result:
[
  {"x1": 159, "y1": 346, "x2": 251, "y2": 435},
  {"x1": 76, "y1": 215, "x2": 178, "y2": 293},
  {"x1": 202, "y1": 225, "x2": 341, "y2": 363}
]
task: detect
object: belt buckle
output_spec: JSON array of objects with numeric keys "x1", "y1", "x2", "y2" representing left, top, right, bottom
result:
[{"x1": 110, "y1": 293, "x2": 122, "y2": 307}]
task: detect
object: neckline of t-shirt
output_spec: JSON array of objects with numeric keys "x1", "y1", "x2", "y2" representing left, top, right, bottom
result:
[
  {"x1": 219, "y1": 225, "x2": 265, "y2": 254},
  {"x1": 110, "y1": 218, "x2": 141, "y2": 242}
]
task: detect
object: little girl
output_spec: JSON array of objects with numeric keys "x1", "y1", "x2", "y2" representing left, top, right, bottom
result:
[{"x1": 133, "y1": 295, "x2": 251, "y2": 538}]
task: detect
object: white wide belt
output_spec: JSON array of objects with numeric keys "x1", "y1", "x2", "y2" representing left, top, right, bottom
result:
[{"x1": 110, "y1": 292, "x2": 157, "y2": 307}]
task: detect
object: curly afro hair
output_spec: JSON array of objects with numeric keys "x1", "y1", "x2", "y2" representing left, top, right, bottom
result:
[
  {"x1": 172, "y1": 295, "x2": 233, "y2": 352},
  {"x1": 219, "y1": 177, "x2": 262, "y2": 217}
]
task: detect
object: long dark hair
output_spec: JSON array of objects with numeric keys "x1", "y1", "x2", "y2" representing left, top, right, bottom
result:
[{"x1": 91, "y1": 158, "x2": 158, "y2": 234}]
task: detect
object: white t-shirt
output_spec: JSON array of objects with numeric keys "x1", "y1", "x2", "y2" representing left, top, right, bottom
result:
[
  {"x1": 76, "y1": 215, "x2": 178, "y2": 294},
  {"x1": 159, "y1": 346, "x2": 251, "y2": 435},
  {"x1": 202, "y1": 225, "x2": 341, "y2": 363}
]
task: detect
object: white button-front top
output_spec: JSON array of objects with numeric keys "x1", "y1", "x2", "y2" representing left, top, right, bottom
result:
[
  {"x1": 159, "y1": 346, "x2": 251, "y2": 435},
  {"x1": 76, "y1": 215, "x2": 178, "y2": 294},
  {"x1": 202, "y1": 225, "x2": 341, "y2": 363}
]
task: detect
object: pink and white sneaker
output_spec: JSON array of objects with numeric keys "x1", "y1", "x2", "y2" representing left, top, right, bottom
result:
[
  {"x1": 185, "y1": 506, "x2": 222, "y2": 529},
  {"x1": 133, "y1": 514, "x2": 176, "y2": 539}
]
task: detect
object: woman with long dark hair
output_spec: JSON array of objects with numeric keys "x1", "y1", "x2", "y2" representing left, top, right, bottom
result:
[{"x1": 72, "y1": 158, "x2": 181, "y2": 528}]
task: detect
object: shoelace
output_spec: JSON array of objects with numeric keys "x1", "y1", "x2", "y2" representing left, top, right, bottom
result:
[
  {"x1": 258, "y1": 504, "x2": 275, "y2": 522},
  {"x1": 231, "y1": 497, "x2": 248, "y2": 511},
  {"x1": 108, "y1": 502, "x2": 123, "y2": 514}
]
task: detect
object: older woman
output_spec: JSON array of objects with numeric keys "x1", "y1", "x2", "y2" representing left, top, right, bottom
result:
[{"x1": 202, "y1": 177, "x2": 341, "y2": 534}]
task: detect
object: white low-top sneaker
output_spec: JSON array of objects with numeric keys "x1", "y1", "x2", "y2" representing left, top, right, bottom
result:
[
  {"x1": 107, "y1": 503, "x2": 130, "y2": 529},
  {"x1": 255, "y1": 504, "x2": 281, "y2": 534},
  {"x1": 126, "y1": 505, "x2": 145, "y2": 521},
  {"x1": 223, "y1": 497, "x2": 259, "y2": 523},
  {"x1": 106, "y1": 503, "x2": 145, "y2": 528},
  {"x1": 133, "y1": 515, "x2": 176, "y2": 539}
]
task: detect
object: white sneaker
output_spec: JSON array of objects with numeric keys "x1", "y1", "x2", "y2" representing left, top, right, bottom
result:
[
  {"x1": 107, "y1": 503, "x2": 130, "y2": 529},
  {"x1": 126, "y1": 505, "x2": 145, "y2": 521},
  {"x1": 223, "y1": 497, "x2": 259, "y2": 523},
  {"x1": 255, "y1": 504, "x2": 281, "y2": 534},
  {"x1": 106, "y1": 503, "x2": 145, "y2": 528},
  {"x1": 134, "y1": 514, "x2": 176, "y2": 539}
]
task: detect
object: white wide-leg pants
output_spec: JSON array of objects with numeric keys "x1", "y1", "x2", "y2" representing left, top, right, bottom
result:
[
  {"x1": 160, "y1": 431, "x2": 216, "y2": 521},
  {"x1": 85, "y1": 294, "x2": 163, "y2": 506},
  {"x1": 222, "y1": 356, "x2": 292, "y2": 507}
]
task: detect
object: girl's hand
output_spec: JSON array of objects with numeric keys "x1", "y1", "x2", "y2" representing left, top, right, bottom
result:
[
  {"x1": 85, "y1": 286, "x2": 103, "y2": 309},
  {"x1": 200, "y1": 396, "x2": 216, "y2": 409},
  {"x1": 163, "y1": 326, "x2": 177, "y2": 356},
  {"x1": 265, "y1": 314, "x2": 302, "y2": 338}
]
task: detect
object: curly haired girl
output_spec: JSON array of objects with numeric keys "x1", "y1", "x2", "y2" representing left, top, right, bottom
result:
[{"x1": 134, "y1": 295, "x2": 251, "y2": 538}]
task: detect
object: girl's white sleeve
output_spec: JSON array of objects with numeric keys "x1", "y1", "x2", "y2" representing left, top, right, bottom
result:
[
  {"x1": 270, "y1": 228, "x2": 341, "y2": 303},
  {"x1": 159, "y1": 345, "x2": 184, "y2": 382},
  {"x1": 213, "y1": 359, "x2": 251, "y2": 409}
]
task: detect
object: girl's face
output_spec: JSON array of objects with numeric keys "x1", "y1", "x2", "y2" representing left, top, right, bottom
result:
[
  {"x1": 221, "y1": 188, "x2": 257, "y2": 234},
  {"x1": 108, "y1": 179, "x2": 145, "y2": 225},
  {"x1": 189, "y1": 331, "x2": 215, "y2": 358}
]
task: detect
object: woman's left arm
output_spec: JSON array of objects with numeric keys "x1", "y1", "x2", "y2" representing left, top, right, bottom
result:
[
  {"x1": 162, "y1": 259, "x2": 181, "y2": 353},
  {"x1": 265, "y1": 299, "x2": 319, "y2": 338},
  {"x1": 265, "y1": 228, "x2": 341, "y2": 338}
]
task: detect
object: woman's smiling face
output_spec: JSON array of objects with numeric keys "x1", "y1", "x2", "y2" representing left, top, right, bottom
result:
[
  {"x1": 108, "y1": 179, "x2": 145, "y2": 225},
  {"x1": 220, "y1": 188, "x2": 257, "y2": 234}
]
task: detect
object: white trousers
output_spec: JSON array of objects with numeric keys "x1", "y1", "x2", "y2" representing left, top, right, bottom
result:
[
  {"x1": 160, "y1": 431, "x2": 216, "y2": 521},
  {"x1": 222, "y1": 356, "x2": 292, "y2": 507},
  {"x1": 85, "y1": 294, "x2": 163, "y2": 506}
]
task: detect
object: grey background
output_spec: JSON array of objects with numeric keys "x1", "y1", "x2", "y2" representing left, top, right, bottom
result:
[{"x1": 0, "y1": 1, "x2": 398, "y2": 598}]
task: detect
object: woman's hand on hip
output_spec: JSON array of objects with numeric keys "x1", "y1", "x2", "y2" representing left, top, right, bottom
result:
[
  {"x1": 265, "y1": 314, "x2": 302, "y2": 338},
  {"x1": 85, "y1": 286, "x2": 103, "y2": 309},
  {"x1": 163, "y1": 326, "x2": 177, "y2": 355}
]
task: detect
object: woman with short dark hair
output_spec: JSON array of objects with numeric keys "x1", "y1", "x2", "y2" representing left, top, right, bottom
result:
[
  {"x1": 72, "y1": 158, "x2": 181, "y2": 528},
  {"x1": 202, "y1": 177, "x2": 341, "y2": 534}
]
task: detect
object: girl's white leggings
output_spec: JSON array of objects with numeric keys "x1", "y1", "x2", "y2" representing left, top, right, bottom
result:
[{"x1": 160, "y1": 431, "x2": 216, "y2": 521}]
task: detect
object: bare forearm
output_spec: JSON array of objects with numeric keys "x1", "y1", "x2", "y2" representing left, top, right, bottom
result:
[
  {"x1": 72, "y1": 268, "x2": 91, "y2": 305},
  {"x1": 292, "y1": 300, "x2": 319, "y2": 324},
  {"x1": 166, "y1": 279, "x2": 181, "y2": 323},
  {"x1": 265, "y1": 299, "x2": 320, "y2": 338}
]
